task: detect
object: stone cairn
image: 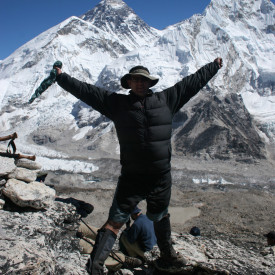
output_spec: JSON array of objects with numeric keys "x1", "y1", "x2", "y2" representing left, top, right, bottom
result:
[
  {"x1": 0, "y1": 133, "x2": 89, "y2": 274},
  {"x1": 0, "y1": 133, "x2": 55, "y2": 210},
  {"x1": 0, "y1": 154, "x2": 55, "y2": 209}
]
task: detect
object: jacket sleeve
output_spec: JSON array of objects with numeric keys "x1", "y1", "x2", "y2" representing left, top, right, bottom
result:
[
  {"x1": 56, "y1": 73, "x2": 113, "y2": 118},
  {"x1": 164, "y1": 61, "x2": 220, "y2": 115}
]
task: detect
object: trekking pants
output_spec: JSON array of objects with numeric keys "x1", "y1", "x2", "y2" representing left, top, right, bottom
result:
[{"x1": 109, "y1": 171, "x2": 171, "y2": 223}]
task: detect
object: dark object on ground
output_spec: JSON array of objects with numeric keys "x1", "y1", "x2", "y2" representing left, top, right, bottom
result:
[
  {"x1": 190, "y1": 226, "x2": 201, "y2": 236},
  {"x1": 264, "y1": 231, "x2": 275, "y2": 240},
  {"x1": 55, "y1": 197, "x2": 94, "y2": 218}
]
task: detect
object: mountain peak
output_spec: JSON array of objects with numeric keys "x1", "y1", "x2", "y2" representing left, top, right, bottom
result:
[
  {"x1": 80, "y1": 0, "x2": 158, "y2": 48},
  {"x1": 101, "y1": 0, "x2": 125, "y2": 5},
  {"x1": 96, "y1": 0, "x2": 127, "y2": 11},
  {"x1": 80, "y1": 0, "x2": 132, "y2": 24}
]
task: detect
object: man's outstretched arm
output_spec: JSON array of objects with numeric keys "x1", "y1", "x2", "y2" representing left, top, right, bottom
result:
[
  {"x1": 165, "y1": 57, "x2": 223, "y2": 114},
  {"x1": 55, "y1": 67, "x2": 113, "y2": 118}
]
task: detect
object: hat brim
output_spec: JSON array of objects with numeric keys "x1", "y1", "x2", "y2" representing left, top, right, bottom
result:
[
  {"x1": 121, "y1": 73, "x2": 159, "y2": 89},
  {"x1": 131, "y1": 207, "x2": 142, "y2": 215}
]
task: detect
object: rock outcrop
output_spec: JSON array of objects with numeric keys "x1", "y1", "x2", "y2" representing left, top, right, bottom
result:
[
  {"x1": 170, "y1": 233, "x2": 275, "y2": 275},
  {"x1": 0, "y1": 201, "x2": 86, "y2": 275},
  {"x1": 3, "y1": 179, "x2": 55, "y2": 209},
  {"x1": 173, "y1": 94, "x2": 266, "y2": 162},
  {"x1": 0, "y1": 153, "x2": 87, "y2": 274}
]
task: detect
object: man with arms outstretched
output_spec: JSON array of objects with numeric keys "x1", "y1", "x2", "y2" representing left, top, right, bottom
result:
[{"x1": 55, "y1": 57, "x2": 223, "y2": 274}]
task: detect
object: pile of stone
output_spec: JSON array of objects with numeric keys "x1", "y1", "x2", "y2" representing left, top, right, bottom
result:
[
  {"x1": 0, "y1": 144, "x2": 55, "y2": 210},
  {"x1": 0, "y1": 144, "x2": 89, "y2": 274}
]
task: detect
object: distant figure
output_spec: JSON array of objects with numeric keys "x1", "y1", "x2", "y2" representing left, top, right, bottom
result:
[
  {"x1": 29, "y1": 61, "x2": 62, "y2": 104},
  {"x1": 119, "y1": 206, "x2": 157, "y2": 260},
  {"x1": 261, "y1": 231, "x2": 275, "y2": 256}
]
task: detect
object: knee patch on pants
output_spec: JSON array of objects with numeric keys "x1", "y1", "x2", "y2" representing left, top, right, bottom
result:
[{"x1": 146, "y1": 207, "x2": 169, "y2": 222}]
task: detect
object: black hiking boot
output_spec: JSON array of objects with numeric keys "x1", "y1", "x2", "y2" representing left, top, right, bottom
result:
[
  {"x1": 154, "y1": 214, "x2": 188, "y2": 272},
  {"x1": 123, "y1": 256, "x2": 143, "y2": 269},
  {"x1": 86, "y1": 228, "x2": 117, "y2": 275},
  {"x1": 157, "y1": 245, "x2": 188, "y2": 269}
]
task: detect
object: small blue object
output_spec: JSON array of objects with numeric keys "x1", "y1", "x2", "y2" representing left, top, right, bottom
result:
[{"x1": 190, "y1": 226, "x2": 200, "y2": 236}]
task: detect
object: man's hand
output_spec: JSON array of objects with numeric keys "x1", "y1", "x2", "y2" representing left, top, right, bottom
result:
[
  {"x1": 214, "y1": 57, "x2": 223, "y2": 68},
  {"x1": 54, "y1": 67, "x2": 62, "y2": 75}
]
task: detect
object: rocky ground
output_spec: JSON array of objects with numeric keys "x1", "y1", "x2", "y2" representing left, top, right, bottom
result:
[
  {"x1": 1, "y1": 154, "x2": 274, "y2": 274},
  {"x1": 56, "y1": 185, "x2": 275, "y2": 255},
  {"x1": 52, "y1": 156, "x2": 275, "y2": 256}
]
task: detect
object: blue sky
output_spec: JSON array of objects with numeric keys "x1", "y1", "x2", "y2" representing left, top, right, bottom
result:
[
  {"x1": 0, "y1": 0, "x2": 211, "y2": 60},
  {"x1": 0, "y1": 0, "x2": 274, "y2": 60}
]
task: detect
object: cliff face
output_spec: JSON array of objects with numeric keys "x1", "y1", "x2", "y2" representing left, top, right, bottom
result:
[{"x1": 173, "y1": 94, "x2": 266, "y2": 162}]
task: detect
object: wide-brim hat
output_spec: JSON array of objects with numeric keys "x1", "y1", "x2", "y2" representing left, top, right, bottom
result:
[{"x1": 121, "y1": 66, "x2": 159, "y2": 89}]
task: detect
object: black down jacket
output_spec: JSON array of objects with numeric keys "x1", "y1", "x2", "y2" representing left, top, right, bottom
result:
[{"x1": 57, "y1": 61, "x2": 219, "y2": 175}]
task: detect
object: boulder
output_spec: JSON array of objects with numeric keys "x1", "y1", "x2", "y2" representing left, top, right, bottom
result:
[
  {"x1": 8, "y1": 167, "x2": 37, "y2": 182},
  {"x1": 15, "y1": 159, "x2": 42, "y2": 170},
  {"x1": 0, "y1": 156, "x2": 16, "y2": 177},
  {"x1": 0, "y1": 144, "x2": 7, "y2": 151},
  {"x1": 1, "y1": 197, "x2": 274, "y2": 274},
  {"x1": 0, "y1": 201, "x2": 87, "y2": 275},
  {"x1": 2, "y1": 179, "x2": 56, "y2": 209}
]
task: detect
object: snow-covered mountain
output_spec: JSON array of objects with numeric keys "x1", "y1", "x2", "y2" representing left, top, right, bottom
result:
[{"x1": 0, "y1": 0, "x2": 274, "y2": 175}]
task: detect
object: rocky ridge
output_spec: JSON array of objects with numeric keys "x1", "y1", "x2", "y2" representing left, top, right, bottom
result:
[{"x1": 172, "y1": 93, "x2": 266, "y2": 162}]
